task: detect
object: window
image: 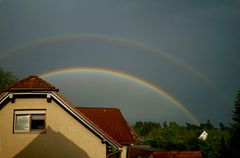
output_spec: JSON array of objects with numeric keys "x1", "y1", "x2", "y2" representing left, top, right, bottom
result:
[
  {"x1": 31, "y1": 114, "x2": 45, "y2": 130},
  {"x1": 15, "y1": 115, "x2": 30, "y2": 131},
  {"x1": 14, "y1": 110, "x2": 46, "y2": 133}
]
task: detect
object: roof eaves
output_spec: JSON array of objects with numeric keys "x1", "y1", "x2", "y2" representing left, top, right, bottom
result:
[
  {"x1": 0, "y1": 92, "x2": 9, "y2": 105},
  {"x1": 77, "y1": 107, "x2": 136, "y2": 145},
  {"x1": 51, "y1": 92, "x2": 122, "y2": 148}
]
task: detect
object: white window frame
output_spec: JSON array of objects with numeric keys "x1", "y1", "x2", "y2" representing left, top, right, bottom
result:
[{"x1": 14, "y1": 110, "x2": 46, "y2": 133}]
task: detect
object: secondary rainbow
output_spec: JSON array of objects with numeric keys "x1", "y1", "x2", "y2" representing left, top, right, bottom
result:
[
  {"x1": 39, "y1": 67, "x2": 200, "y2": 125},
  {"x1": 0, "y1": 34, "x2": 226, "y2": 102}
]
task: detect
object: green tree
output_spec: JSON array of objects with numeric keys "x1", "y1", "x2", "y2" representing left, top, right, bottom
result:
[
  {"x1": 132, "y1": 120, "x2": 230, "y2": 157},
  {"x1": 229, "y1": 89, "x2": 240, "y2": 157},
  {"x1": 217, "y1": 136, "x2": 230, "y2": 158},
  {"x1": 0, "y1": 68, "x2": 18, "y2": 90},
  {"x1": 219, "y1": 122, "x2": 225, "y2": 130}
]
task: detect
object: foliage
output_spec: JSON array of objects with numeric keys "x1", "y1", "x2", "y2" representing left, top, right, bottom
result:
[
  {"x1": 132, "y1": 120, "x2": 230, "y2": 158},
  {"x1": 132, "y1": 89, "x2": 240, "y2": 158},
  {"x1": 0, "y1": 68, "x2": 18, "y2": 90},
  {"x1": 228, "y1": 89, "x2": 240, "y2": 157}
]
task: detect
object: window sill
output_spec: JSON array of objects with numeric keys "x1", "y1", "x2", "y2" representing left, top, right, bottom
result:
[{"x1": 13, "y1": 130, "x2": 47, "y2": 134}]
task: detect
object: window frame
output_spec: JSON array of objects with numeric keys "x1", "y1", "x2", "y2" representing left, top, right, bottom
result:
[{"x1": 13, "y1": 110, "x2": 46, "y2": 133}]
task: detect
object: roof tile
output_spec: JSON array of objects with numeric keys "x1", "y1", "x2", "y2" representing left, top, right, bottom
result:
[
  {"x1": 3, "y1": 76, "x2": 58, "y2": 92},
  {"x1": 130, "y1": 146, "x2": 203, "y2": 158},
  {"x1": 77, "y1": 107, "x2": 136, "y2": 145}
]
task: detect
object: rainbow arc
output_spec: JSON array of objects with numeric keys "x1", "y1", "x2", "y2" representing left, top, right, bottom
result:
[
  {"x1": 0, "y1": 34, "x2": 227, "y2": 102},
  {"x1": 39, "y1": 66, "x2": 200, "y2": 125}
]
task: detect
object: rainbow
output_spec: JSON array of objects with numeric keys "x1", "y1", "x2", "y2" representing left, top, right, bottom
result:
[
  {"x1": 0, "y1": 34, "x2": 227, "y2": 102},
  {"x1": 39, "y1": 67, "x2": 200, "y2": 125}
]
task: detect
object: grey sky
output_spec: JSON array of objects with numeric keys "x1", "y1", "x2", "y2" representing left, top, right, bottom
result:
[{"x1": 0, "y1": 0, "x2": 240, "y2": 125}]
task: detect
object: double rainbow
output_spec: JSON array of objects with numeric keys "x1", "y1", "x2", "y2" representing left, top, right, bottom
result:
[{"x1": 0, "y1": 34, "x2": 226, "y2": 102}]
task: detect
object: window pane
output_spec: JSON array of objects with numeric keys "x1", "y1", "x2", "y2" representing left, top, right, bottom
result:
[
  {"x1": 15, "y1": 115, "x2": 29, "y2": 131},
  {"x1": 31, "y1": 114, "x2": 45, "y2": 130}
]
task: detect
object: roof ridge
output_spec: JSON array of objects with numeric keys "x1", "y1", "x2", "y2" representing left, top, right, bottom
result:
[{"x1": 3, "y1": 75, "x2": 59, "y2": 92}]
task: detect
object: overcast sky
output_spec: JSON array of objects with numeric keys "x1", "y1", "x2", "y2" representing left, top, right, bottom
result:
[{"x1": 1, "y1": 0, "x2": 240, "y2": 125}]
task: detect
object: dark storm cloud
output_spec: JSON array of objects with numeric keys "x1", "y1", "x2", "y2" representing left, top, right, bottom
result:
[{"x1": 0, "y1": 0, "x2": 240, "y2": 125}]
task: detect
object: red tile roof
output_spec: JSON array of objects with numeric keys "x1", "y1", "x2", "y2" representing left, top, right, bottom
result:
[
  {"x1": 130, "y1": 146, "x2": 203, "y2": 158},
  {"x1": 77, "y1": 107, "x2": 136, "y2": 145},
  {"x1": 1, "y1": 75, "x2": 135, "y2": 147},
  {"x1": 3, "y1": 76, "x2": 58, "y2": 92},
  {"x1": 152, "y1": 151, "x2": 203, "y2": 158},
  {"x1": 54, "y1": 92, "x2": 122, "y2": 148}
]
